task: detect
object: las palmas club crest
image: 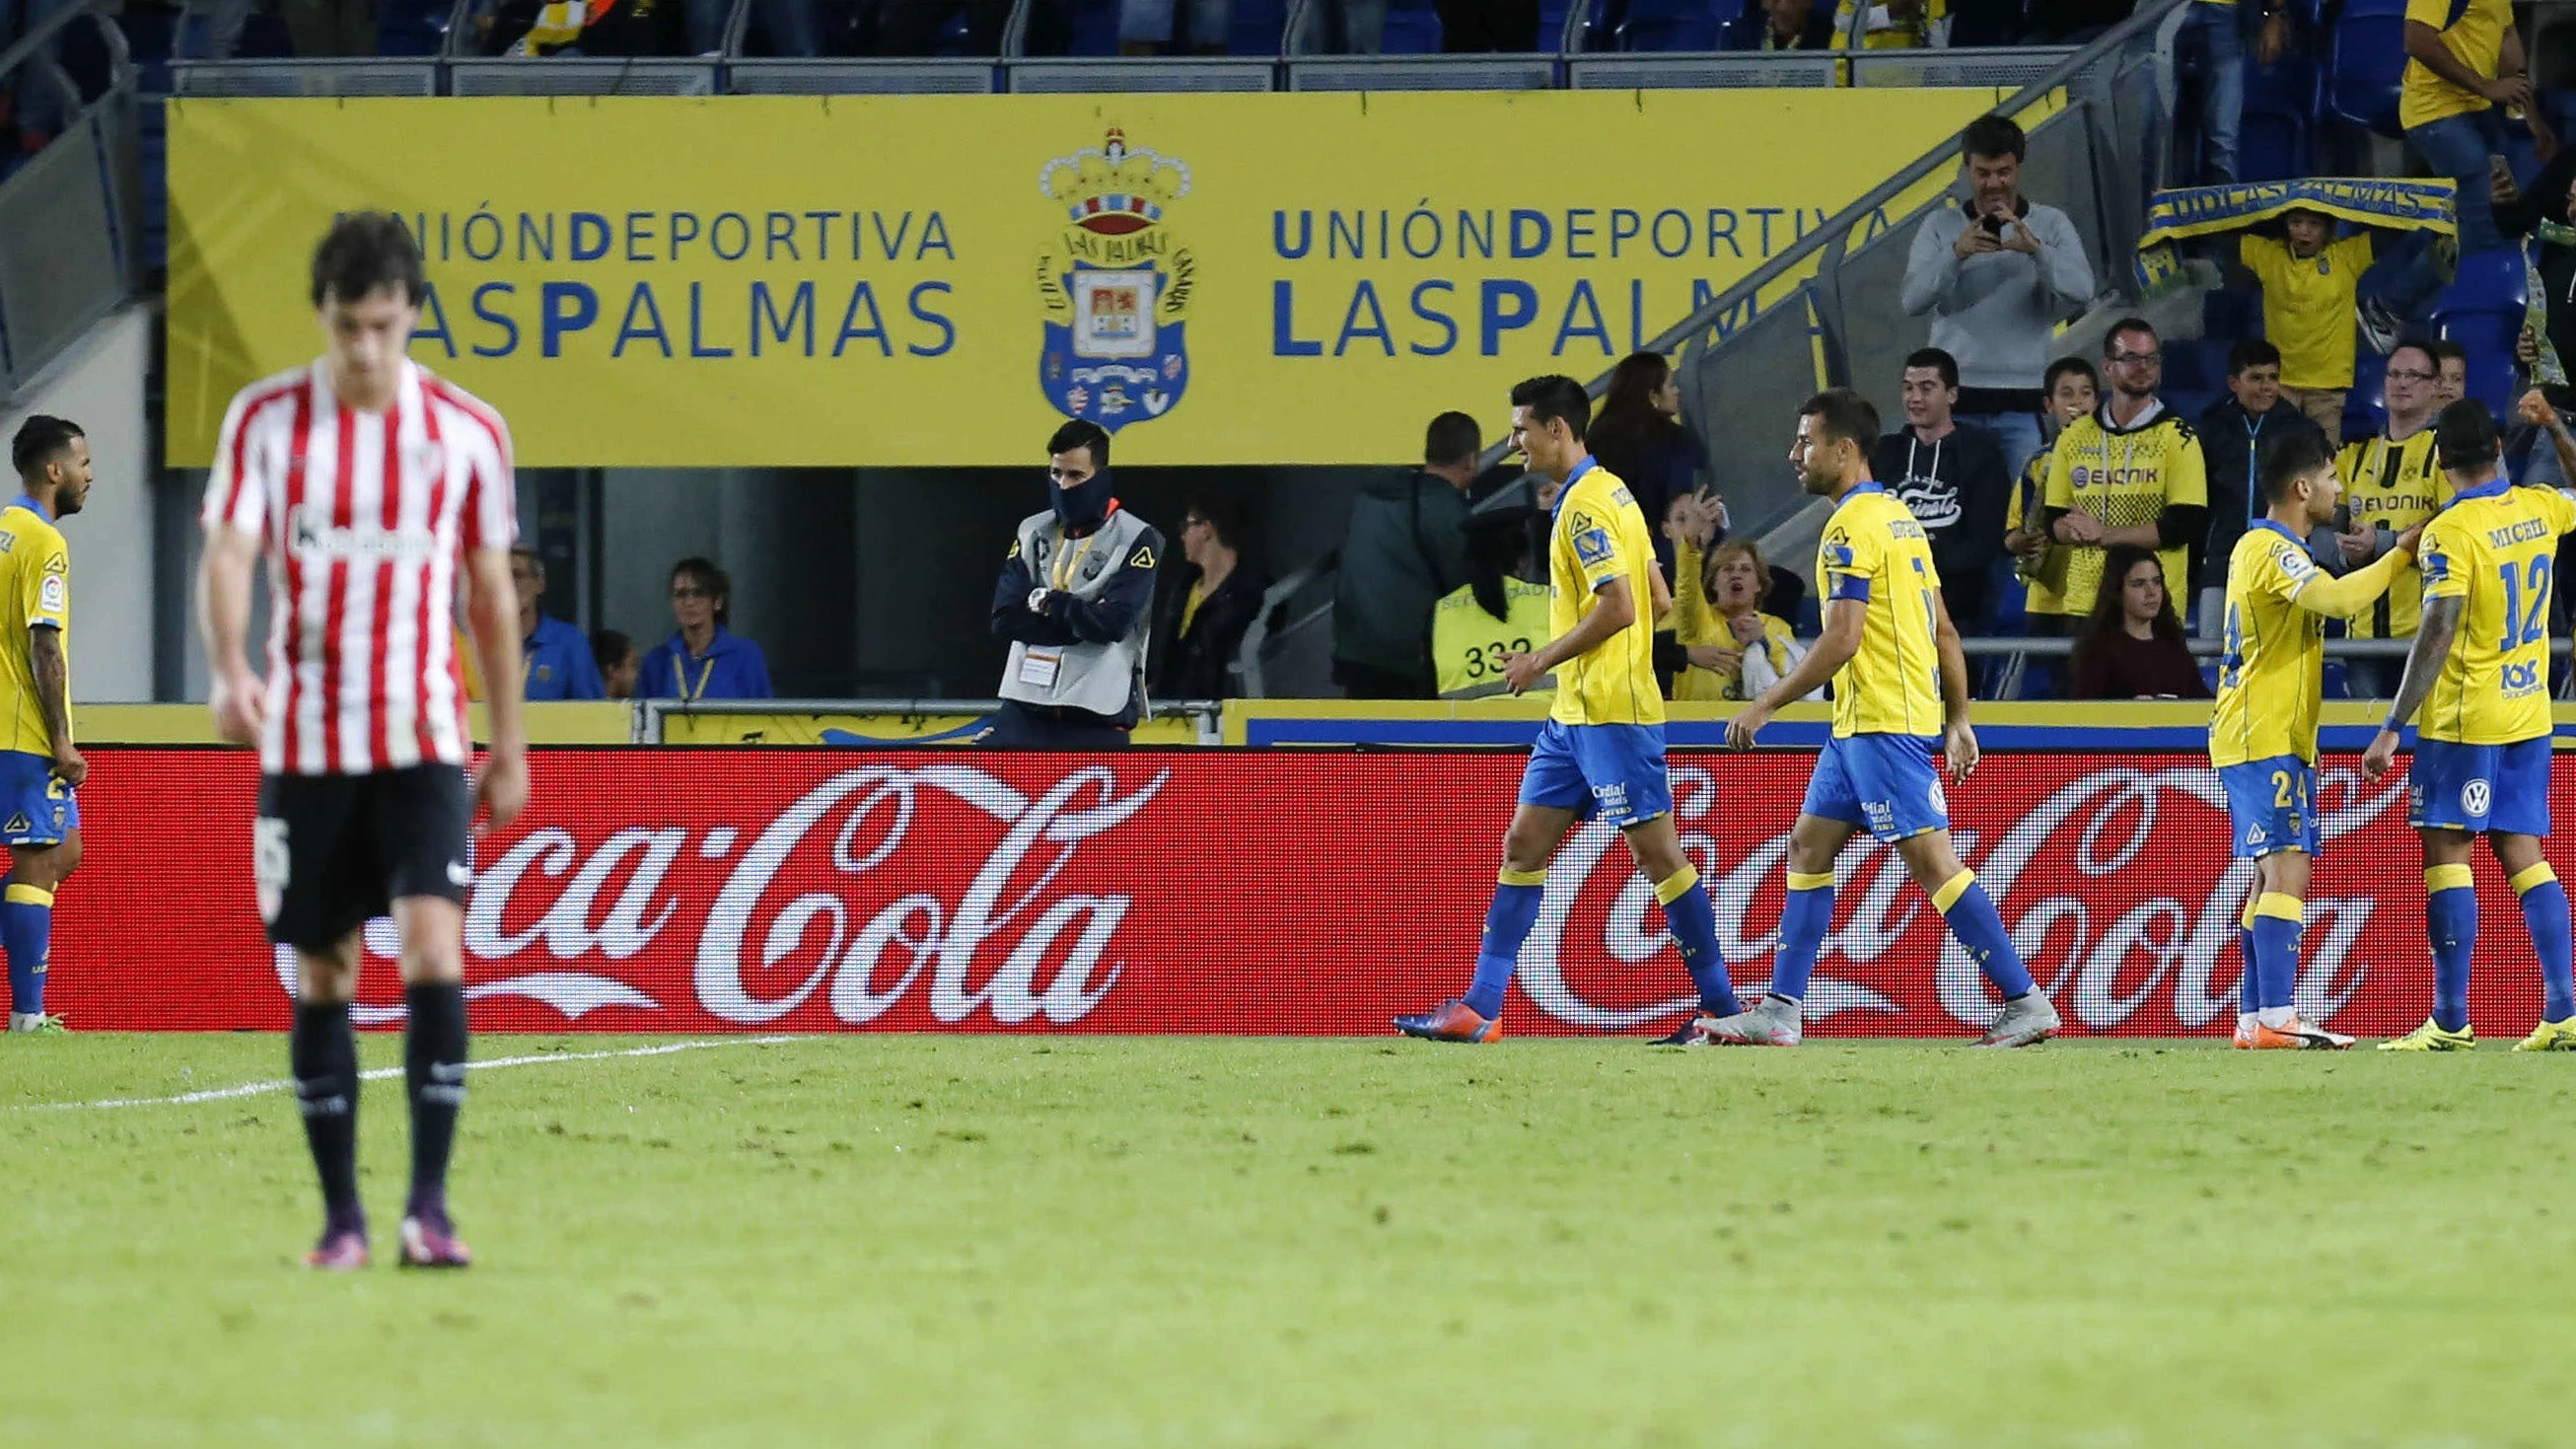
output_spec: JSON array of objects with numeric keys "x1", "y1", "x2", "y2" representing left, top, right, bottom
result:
[{"x1": 1037, "y1": 127, "x2": 1195, "y2": 432}]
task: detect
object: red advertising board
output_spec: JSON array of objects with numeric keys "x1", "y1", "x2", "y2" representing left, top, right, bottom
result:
[{"x1": 40, "y1": 747, "x2": 2567, "y2": 1038}]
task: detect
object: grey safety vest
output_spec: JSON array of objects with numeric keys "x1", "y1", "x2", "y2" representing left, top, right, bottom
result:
[{"x1": 1000, "y1": 507, "x2": 1156, "y2": 719}]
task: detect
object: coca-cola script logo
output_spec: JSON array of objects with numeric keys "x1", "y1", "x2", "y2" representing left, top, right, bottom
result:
[
  {"x1": 1516, "y1": 762, "x2": 2405, "y2": 1033},
  {"x1": 273, "y1": 764, "x2": 1167, "y2": 1027}
]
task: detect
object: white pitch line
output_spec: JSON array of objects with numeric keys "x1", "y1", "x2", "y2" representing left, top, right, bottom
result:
[{"x1": 17, "y1": 1035, "x2": 804, "y2": 1112}]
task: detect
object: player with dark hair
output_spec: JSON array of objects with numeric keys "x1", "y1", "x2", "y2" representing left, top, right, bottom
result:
[
  {"x1": 197, "y1": 212, "x2": 530, "y2": 1268},
  {"x1": 2367, "y1": 401, "x2": 2576, "y2": 1051},
  {"x1": 2208, "y1": 428, "x2": 2418, "y2": 1049},
  {"x1": 0, "y1": 415, "x2": 93, "y2": 1034},
  {"x1": 985, "y1": 415, "x2": 1161, "y2": 748},
  {"x1": 1396, "y1": 373, "x2": 1743, "y2": 1044},
  {"x1": 1712, "y1": 389, "x2": 2058, "y2": 1048}
]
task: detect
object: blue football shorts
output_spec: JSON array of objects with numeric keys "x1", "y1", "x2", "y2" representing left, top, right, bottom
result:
[
  {"x1": 1800, "y1": 732, "x2": 1949, "y2": 842},
  {"x1": 2408, "y1": 736, "x2": 2551, "y2": 835},
  {"x1": 1517, "y1": 719, "x2": 1673, "y2": 830},
  {"x1": 2217, "y1": 754, "x2": 2319, "y2": 859}
]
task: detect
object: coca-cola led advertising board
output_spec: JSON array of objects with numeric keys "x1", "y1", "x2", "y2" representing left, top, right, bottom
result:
[{"x1": 46, "y1": 748, "x2": 2567, "y2": 1038}]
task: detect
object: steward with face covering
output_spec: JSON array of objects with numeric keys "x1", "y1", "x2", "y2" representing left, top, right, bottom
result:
[{"x1": 985, "y1": 418, "x2": 1164, "y2": 748}]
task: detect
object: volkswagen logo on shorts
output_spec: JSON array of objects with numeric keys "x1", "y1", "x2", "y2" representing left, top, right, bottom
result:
[
  {"x1": 2463, "y1": 778, "x2": 2492, "y2": 818},
  {"x1": 1928, "y1": 776, "x2": 1948, "y2": 817}
]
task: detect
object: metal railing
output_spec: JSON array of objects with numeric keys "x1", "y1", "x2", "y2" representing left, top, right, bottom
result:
[
  {"x1": 1469, "y1": 0, "x2": 2192, "y2": 549},
  {"x1": 169, "y1": 0, "x2": 2108, "y2": 98},
  {"x1": 0, "y1": 0, "x2": 142, "y2": 400}
]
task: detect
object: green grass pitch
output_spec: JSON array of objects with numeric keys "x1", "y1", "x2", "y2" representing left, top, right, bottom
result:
[{"x1": 4, "y1": 1034, "x2": 2572, "y2": 1447}]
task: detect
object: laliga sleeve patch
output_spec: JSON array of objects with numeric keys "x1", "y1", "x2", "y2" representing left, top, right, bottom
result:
[
  {"x1": 1574, "y1": 528, "x2": 1614, "y2": 567},
  {"x1": 37, "y1": 575, "x2": 65, "y2": 614}
]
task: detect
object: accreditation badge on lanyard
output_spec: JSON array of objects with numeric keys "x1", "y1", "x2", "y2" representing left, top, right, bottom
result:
[{"x1": 1018, "y1": 648, "x2": 1063, "y2": 688}]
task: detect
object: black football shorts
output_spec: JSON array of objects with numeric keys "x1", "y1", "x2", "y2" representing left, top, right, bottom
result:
[{"x1": 254, "y1": 764, "x2": 473, "y2": 951}]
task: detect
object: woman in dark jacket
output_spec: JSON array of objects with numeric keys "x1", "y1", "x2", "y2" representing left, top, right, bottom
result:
[
  {"x1": 1151, "y1": 491, "x2": 1270, "y2": 700},
  {"x1": 1586, "y1": 352, "x2": 1704, "y2": 576},
  {"x1": 2069, "y1": 545, "x2": 2208, "y2": 700}
]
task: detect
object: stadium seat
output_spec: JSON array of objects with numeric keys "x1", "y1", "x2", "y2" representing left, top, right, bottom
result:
[
  {"x1": 2239, "y1": 49, "x2": 2320, "y2": 182},
  {"x1": 2344, "y1": 347, "x2": 2390, "y2": 439},
  {"x1": 377, "y1": 0, "x2": 453, "y2": 56},
  {"x1": 2326, "y1": 0, "x2": 2408, "y2": 139},
  {"x1": 2161, "y1": 339, "x2": 2233, "y2": 395},
  {"x1": 1616, "y1": 0, "x2": 1739, "y2": 50},
  {"x1": 2432, "y1": 249, "x2": 2531, "y2": 417},
  {"x1": 1540, "y1": 0, "x2": 1575, "y2": 47},
  {"x1": 2201, "y1": 286, "x2": 2263, "y2": 339},
  {"x1": 1717, "y1": 11, "x2": 1764, "y2": 47},
  {"x1": 1381, "y1": 0, "x2": 1442, "y2": 51},
  {"x1": 1067, "y1": 0, "x2": 1120, "y2": 54},
  {"x1": 1229, "y1": 0, "x2": 1290, "y2": 53}
]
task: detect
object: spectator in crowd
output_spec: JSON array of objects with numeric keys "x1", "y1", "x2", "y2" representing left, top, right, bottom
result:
[
  {"x1": 285, "y1": 0, "x2": 375, "y2": 53},
  {"x1": 985, "y1": 419, "x2": 1160, "y2": 748},
  {"x1": 1436, "y1": 0, "x2": 1538, "y2": 48},
  {"x1": 592, "y1": 628, "x2": 639, "y2": 700},
  {"x1": 640, "y1": 557, "x2": 773, "y2": 701},
  {"x1": 1871, "y1": 345, "x2": 2012, "y2": 631},
  {"x1": 1760, "y1": 0, "x2": 1837, "y2": 48},
  {"x1": 2004, "y1": 355, "x2": 2098, "y2": 589},
  {"x1": 1902, "y1": 113, "x2": 2098, "y2": 477},
  {"x1": 2232, "y1": 207, "x2": 2373, "y2": 442},
  {"x1": 1834, "y1": 0, "x2": 1943, "y2": 46},
  {"x1": 2199, "y1": 340, "x2": 2326, "y2": 616},
  {"x1": 2498, "y1": 154, "x2": 2576, "y2": 480},
  {"x1": 1332, "y1": 411, "x2": 1479, "y2": 698},
  {"x1": 2334, "y1": 342, "x2": 2449, "y2": 696},
  {"x1": 2036, "y1": 320, "x2": 2209, "y2": 642},
  {"x1": 1120, "y1": 0, "x2": 1227, "y2": 53},
  {"x1": 512, "y1": 547, "x2": 606, "y2": 701},
  {"x1": 1997, "y1": 356, "x2": 2099, "y2": 699},
  {"x1": 2431, "y1": 336, "x2": 2469, "y2": 407},
  {"x1": 876, "y1": 0, "x2": 1010, "y2": 52},
  {"x1": 2182, "y1": 1, "x2": 2291, "y2": 184},
  {"x1": 1432, "y1": 486, "x2": 1553, "y2": 700},
  {"x1": 1150, "y1": 490, "x2": 1269, "y2": 701},
  {"x1": 1587, "y1": 352, "x2": 1698, "y2": 579},
  {"x1": 1667, "y1": 500, "x2": 1815, "y2": 703},
  {"x1": 2392, "y1": 0, "x2": 2550, "y2": 295},
  {"x1": 2070, "y1": 546, "x2": 2209, "y2": 699}
]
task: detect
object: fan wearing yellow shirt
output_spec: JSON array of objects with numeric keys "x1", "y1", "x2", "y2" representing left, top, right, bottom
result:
[
  {"x1": 1709, "y1": 389, "x2": 2059, "y2": 1049},
  {"x1": 1395, "y1": 375, "x2": 1743, "y2": 1045},
  {"x1": 2210, "y1": 429, "x2": 2420, "y2": 1051},
  {"x1": 2238, "y1": 210, "x2": 2375, "y2": 442},
  {"x1": 2364, "y1": 401, "x2": 2576, "y2": 1052}
]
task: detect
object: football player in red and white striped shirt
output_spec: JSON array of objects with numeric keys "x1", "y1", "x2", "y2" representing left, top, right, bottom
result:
[{"x1": 195, "y1": 213, "x2": 530, "y2": 1271}]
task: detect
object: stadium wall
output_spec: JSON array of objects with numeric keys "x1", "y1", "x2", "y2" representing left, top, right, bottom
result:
[
  {"x1": 49, "y1": 746, "x2": 2564, "y2": 1038},
  {"x1": 165, "y1": 89, "x2": 2002, "y2": 471}
]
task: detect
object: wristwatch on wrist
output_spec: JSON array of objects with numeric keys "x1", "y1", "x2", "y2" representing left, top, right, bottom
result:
[{"x1": 1028, "y1": 587, "x2": 1050, "y2": 615}]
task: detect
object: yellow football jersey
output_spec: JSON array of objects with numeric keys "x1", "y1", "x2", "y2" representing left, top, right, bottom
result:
[
  {"x1": 2210, "y1": 521, "x2": 2408, "y2": 766},
  {"x1": 2041, "y1": 405, "x2": 2208, "y2": 618},
  {"x1": 1547, "y1": 461, "x2": 1664, "y2": 727},
  {"x1": 2415, "y1": 481, "x2": 2576, "y2": 745},
  {"x1": 0, "y1": 499, "x2": 71, "y2": 758},
  {"x1": 1817, "y1": 482, "x2": 1944, "y2": 738},
  {"x1": 2335, "y1": 426, "x2": 2453, "y2": 639}
]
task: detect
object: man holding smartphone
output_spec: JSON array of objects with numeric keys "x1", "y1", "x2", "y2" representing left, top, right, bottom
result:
[{"x1": 1900, "y1": 112, "x2": 2096, "y2": 481}]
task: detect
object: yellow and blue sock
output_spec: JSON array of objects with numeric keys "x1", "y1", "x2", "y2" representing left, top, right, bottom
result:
[
  {"x1": 2252, "y1": 892, "x2": 2305, "y2": 1027},
  {"x1": 1934, "y1": 870, "x2": 2036, "y2": 998},
  {"x1": 1657, "y1": 865, "x2": 1742, "y2": 1017},
  {"x1": 2425, "y1": 863, "x2": 2477, "y2": 1033},
  {"x1": 2510, "y1": 862, "x2": 2576, "y2": 1023},
  {"x1": 2237, "y1": 895, "x2": 2264, "y2": 1011},
  {"x1": 3, "y1": 878, "x2": 53, "y2": 1017},
  {"x1": 1766, "y1": 869, "x2": 1836, "y2": 1004},
  {"x1": 1463, "y1": 866, "x2": 1546, "y2": 1019}
]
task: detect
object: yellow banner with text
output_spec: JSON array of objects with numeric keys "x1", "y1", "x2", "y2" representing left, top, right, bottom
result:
[{"x1": 166, "y1": 89, "x2": 2001, "y2": 469}]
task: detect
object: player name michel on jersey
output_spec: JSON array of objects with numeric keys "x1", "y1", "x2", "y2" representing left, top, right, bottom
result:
[{"x1": 201, "y1": 360, "x2": 516, "y2": 778}]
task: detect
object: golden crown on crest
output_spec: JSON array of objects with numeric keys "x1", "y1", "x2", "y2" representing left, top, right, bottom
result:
[{"x1": 1039, "y1": 127, "x2": 1191, "y2": 232}]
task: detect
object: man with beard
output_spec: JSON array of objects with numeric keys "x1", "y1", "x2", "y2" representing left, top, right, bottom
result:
[
  {"x1": 2033, "y1": 319, "x2": 2208, "y2": 643},
  {"x1": 1709, "y1": 389, "x2": 2060, "y2": 1050}
]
